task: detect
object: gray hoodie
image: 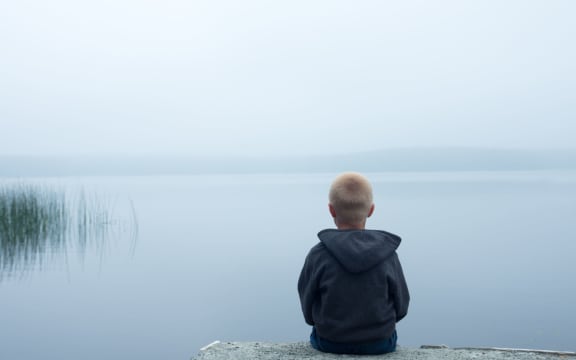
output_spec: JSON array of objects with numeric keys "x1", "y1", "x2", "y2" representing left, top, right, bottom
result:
[{"x1": 298, "y1": 229, "x2": 410, "y2": 343}]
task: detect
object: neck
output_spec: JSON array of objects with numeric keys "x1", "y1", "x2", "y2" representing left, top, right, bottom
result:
[{"x1": 335, "y1": 220, "x2": 366, "y2": 230}]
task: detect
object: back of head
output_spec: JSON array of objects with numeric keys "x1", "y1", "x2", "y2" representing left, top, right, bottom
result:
[{"x1": 329, "y1": 172, "x2": 373, "y2": 225}]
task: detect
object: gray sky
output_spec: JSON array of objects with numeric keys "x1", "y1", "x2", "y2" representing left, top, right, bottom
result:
[{"x1": 1, "y1": 0, "x2": 575, "y2": 156}]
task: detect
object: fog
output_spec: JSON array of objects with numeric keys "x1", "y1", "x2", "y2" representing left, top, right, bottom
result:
[{"x1": 1, "y1": 0, "x2": 575, "y2": 156}]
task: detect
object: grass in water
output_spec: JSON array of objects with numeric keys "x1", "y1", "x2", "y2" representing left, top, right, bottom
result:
[{"x1": 0, "y1": 183, "x2": 137, "y2": 281}]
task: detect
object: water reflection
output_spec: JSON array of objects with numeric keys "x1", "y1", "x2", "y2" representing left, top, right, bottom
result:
[{"x1": 0, "y1": 183, "x2": 138, "y2": 280}]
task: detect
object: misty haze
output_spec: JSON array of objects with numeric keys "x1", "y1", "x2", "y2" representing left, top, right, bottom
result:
[{"x1": 2, "y1": 1, "x2": 576, "y2": 359}]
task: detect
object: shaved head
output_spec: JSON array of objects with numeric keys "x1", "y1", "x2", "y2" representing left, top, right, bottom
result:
[{"x1": 329, "y1": 172, "x2": 374, "y2": 225}]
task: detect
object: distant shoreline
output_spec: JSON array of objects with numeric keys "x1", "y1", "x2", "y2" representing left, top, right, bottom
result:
[{"x1": 1, "y1": 148, "x2": 576, "y2": 177}]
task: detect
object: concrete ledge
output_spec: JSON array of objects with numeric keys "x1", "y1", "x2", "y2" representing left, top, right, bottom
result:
[{"x1": 192, "y1": 341, "x2": 576, "y2": 360}]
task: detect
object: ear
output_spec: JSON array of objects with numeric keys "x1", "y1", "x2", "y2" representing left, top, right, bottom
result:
[
  {"x1": 367, "y1": 204, "x2": 375, "y2": 218},
  {"x1": 329, "y1": 203, "x2": 337, "y2": 218}
]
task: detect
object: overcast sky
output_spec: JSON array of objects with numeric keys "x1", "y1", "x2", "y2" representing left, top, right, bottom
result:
[{"x1": 1, "y1": 0, "x2": 575, "y2": 156}]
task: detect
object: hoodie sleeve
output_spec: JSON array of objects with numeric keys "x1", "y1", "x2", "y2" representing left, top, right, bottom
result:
[
  {"x1": 298, "y1": 251, "x2": 318, "y2": 326},
  {"x1": 388, "y1": 253, "x2": 410, "y2": 322}
]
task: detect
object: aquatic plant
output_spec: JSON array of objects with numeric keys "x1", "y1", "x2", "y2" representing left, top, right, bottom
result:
[{"x1": 0, "y1": 182, "x2": 137, "y2": 281}]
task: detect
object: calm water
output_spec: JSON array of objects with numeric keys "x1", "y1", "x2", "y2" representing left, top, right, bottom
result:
[{"x1": 1, "y1": 171, "x2": 575, "y2": 359}]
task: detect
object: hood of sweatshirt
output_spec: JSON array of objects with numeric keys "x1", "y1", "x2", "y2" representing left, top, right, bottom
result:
[{"x1": 317, "y1": 229, "x2": 401, "y2": 274}]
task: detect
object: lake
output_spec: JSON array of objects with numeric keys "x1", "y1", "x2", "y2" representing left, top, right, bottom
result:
[{"x1": 1, "y1": 171, "x2": 575, "y2": 359}]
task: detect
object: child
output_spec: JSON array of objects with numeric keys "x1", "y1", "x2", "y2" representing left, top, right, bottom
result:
[{"x1": 298, "y1": 172, "x2": 410, "y2": 355}]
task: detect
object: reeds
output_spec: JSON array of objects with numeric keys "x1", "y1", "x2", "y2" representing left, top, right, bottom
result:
[{"x1": 0, "y1": 182, "x2": 137, "y2": 280}]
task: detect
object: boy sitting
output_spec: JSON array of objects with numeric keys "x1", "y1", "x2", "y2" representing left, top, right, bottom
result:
[{"x1": 298, "y1": 172, "x2": 410, "y2": 355}]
